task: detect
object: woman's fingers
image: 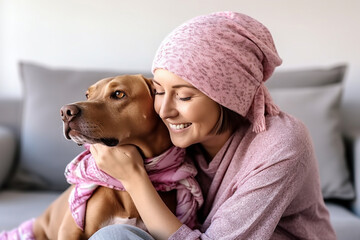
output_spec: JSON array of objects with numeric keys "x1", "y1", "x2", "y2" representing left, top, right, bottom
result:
[{"x1": 89, "y1": 144, "x2": 144, "y2": 182}]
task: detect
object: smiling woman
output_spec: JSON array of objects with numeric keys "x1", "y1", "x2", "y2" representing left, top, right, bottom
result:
[
  {"x1": 89, "y1": 11, "x2": 336, "y2": 240},
  {"x1": 153, "y1": 69, "x2": 225, "y2": 152}
]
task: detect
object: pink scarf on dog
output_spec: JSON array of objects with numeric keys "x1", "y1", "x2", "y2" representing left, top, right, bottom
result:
[{"x1": 65, "y1": 145, "x2": 203, "y2": 231}]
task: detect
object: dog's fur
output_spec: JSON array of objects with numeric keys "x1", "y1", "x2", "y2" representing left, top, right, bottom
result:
[{"x1": 32, "y1": 75, "x2": 176, "y2": 239}]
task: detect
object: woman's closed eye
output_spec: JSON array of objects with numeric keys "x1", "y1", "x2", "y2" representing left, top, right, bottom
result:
[
  {"x1": 153, "y1": 87, "x2": 193, "y2": 101},
  {"x1": 176, "y1": 93, "x2": 192, "y2": 101},
  {"x1": 154, "y1": 89, "x2": 165, "y2": 95},
  {"x1": 178, "y1": 96, "x2": 191, "y2": 101}
]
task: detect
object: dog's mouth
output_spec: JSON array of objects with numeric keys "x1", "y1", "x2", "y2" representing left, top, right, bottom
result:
[{"x1": 64, "y1": 124, "x2": 119, "y2": 147}]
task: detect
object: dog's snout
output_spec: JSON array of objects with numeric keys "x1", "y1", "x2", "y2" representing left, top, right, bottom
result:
[{"x1": 60, "y1": 104, "x2": 81, "y2": 122}]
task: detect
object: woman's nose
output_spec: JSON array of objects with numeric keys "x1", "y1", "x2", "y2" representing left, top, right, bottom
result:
[{"x1": 157, "y1": 96, "x2": 177, "y2": 119}]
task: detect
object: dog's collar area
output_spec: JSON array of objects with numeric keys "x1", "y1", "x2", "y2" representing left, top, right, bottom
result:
[{"x1": 100, "y1": 138, "x2": 119, "y2": 147}]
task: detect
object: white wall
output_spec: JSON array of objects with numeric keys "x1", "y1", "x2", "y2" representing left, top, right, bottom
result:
[{"x1": 0, "y1": 0, "x2": 359, "y2": 129}]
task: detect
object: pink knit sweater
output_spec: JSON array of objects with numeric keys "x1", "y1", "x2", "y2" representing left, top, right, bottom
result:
[{"x1": 170, "y1": 112, "x2": 336, "y2": 240}]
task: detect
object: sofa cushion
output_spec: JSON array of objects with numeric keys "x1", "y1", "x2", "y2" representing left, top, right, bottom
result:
[
  {"x1": 326, "y1": 202, "x2": 360, "y2": 240},
  {"x1": 11, "y1": 62, "x2": 354, "y2": 200},
  {"x1": 267, "y1": 65, "x2": 354, "y2": 200},
  {"x1": 0, "y1": 190, "x2": 60, "y2": 230},
  {"x1": 11, "y1": 62, "x2": 125, "y2": 190}
]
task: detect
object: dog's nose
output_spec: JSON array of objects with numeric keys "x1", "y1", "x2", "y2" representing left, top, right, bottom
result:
[{"x1": 60, "y1": 104, "x2": 81, "y2": 122}]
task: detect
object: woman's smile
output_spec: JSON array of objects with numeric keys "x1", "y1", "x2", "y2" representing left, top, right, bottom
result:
[{"x1": 168, "y1": 122, "x2": 192, "y2": 131}]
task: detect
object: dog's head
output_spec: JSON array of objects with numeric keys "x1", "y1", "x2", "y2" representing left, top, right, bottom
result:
[{"x1": 60, "y1": 74, "x2": 165, "y2": 149}]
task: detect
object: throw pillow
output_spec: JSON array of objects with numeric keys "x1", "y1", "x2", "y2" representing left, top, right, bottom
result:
[
  {"x1": 11, "y1": 62, "x2": 148, "y2": 190},
  {"x1": 266, "y1": 65, "x2": 347, "y2": 88},
  {"x1": 267, "y1": 65, "x2": 354, "y2": 200}
]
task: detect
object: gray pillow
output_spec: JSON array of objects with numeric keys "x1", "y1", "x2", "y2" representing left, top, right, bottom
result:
[
  {"x1": 266, "y1": 65, "x2": 347, "y2": 88},
  {"x1": 267, "y1": 65, "x2": 355, "y2": 200},
  {"x1": 11, "y1": 62, "x2": 127, "y2": 190}
]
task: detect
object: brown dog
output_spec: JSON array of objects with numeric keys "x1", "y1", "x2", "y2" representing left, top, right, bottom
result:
[{"x1": 32, "y1": 75, "x2": 177, "y2": 239}]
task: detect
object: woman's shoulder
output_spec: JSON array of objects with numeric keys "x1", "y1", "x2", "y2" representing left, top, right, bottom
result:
[
  {"x1": 242, "y1": 111, "x2": 315, "y2": 165},
  {"x1": 264, "y1": 111, "x2": 311, "y2": 145}
]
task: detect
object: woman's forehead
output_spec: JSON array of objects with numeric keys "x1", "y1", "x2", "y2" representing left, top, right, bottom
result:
[{"x1": 153, "y1": 69, "x2": 194, "y2": 88}]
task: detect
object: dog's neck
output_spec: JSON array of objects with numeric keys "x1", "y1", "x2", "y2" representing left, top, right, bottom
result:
[{"x1": 133, "y1": 122, "x2": 172, "y2": 159}]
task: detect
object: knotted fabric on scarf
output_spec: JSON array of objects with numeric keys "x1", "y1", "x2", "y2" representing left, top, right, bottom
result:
[
  {"x1": 152, "y1": 11, "x2": 282, "y2": 133},
  {"x1": 65, "y1": 144, "x2": 203, "y2": 230}
]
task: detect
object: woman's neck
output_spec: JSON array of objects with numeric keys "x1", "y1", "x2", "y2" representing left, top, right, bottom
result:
[{"x1": 200, "y1": 129, "x2": 232, "y2": 161}]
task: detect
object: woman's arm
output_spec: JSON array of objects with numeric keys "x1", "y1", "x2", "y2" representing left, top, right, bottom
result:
[
  {"x1": 90, "y1": 145, "x2": 306, "y2": 240},
  {"x1": 169, "y1": 157, "x2": 309, "y2": 240},
  {"x1": 90, "y1": 144, "x2": 182, "y2": 240}
]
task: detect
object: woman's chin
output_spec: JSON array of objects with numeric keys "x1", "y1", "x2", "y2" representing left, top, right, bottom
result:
[{"x1": 170, "y1": 137, "x2": 191, "y2": 149}]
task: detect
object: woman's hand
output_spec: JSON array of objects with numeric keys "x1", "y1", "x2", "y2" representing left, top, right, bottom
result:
[
  {"x1": 90, "y1": 144, "x2": 145, "y2": 186},
  {"x1": 90, "y1": 143, "x2": 182, "y2": 239}
]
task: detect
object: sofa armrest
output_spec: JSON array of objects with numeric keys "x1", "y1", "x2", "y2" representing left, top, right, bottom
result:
[
  {"x1": 0, "y1": 126, "x2": 16, "y2": 188},
  {"x1": 345, "y1": 131, "x2": 360, "y2": 216}
]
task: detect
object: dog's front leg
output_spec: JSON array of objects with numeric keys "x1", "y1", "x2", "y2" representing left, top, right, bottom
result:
[
  {"x1": 58, "y1": 206, "x2": 85, "y2": 240},
  {"x1": 33, "y1": 186, "x2": 74, "y2": 239},
  {"x1": 32, "y1": 218, "x2": 48, "y2": 240}
]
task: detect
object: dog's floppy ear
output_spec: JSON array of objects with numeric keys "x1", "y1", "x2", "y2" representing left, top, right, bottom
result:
[{"x1": 139, "y1": 75, "x2": 155, "y2": 98}]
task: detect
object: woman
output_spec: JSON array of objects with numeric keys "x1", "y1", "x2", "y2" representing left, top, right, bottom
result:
[{"x1": 90, "y1": 12, "x2": 336, "y2": 239}]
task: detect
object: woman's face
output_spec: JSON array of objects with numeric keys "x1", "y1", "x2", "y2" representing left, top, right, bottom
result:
[{"x1": 153, "y1": 69, "x2": 221, "y2": 149}]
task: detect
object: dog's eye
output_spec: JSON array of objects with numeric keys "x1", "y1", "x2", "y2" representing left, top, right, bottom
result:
[{"x1": 111, "y1": 90, "x2": 126, "y2": 99}]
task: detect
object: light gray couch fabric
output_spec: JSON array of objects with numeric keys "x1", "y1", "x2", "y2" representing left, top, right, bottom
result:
[
  {"x1": 0, "y1": 191, "x2": 59, "y2": 230},
  {"x1": 326, "y1": 203, "x2": 360, "y2": 240},
  {"x1": 0, "y1": 62, "x2": 359, "y2": 239}
]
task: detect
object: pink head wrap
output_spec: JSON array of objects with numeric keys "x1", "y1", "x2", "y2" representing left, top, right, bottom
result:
[{"x1": 152, "y1": 11, "x2": 282, "y2": 133}]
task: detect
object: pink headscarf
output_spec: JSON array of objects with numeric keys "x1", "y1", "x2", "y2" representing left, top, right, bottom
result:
[{"x1": 152, "y1": 11, "x2": 282, "y2": 133}]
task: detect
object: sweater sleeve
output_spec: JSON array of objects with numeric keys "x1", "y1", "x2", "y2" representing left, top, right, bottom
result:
[{"x1": 170, "y1": 137, "x2": 310, "y2": 239}]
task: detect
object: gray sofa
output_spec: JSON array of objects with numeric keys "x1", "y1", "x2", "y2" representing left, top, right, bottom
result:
[{"x1": 0, "y1": 62, "x2": 360, "y2": 239}]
